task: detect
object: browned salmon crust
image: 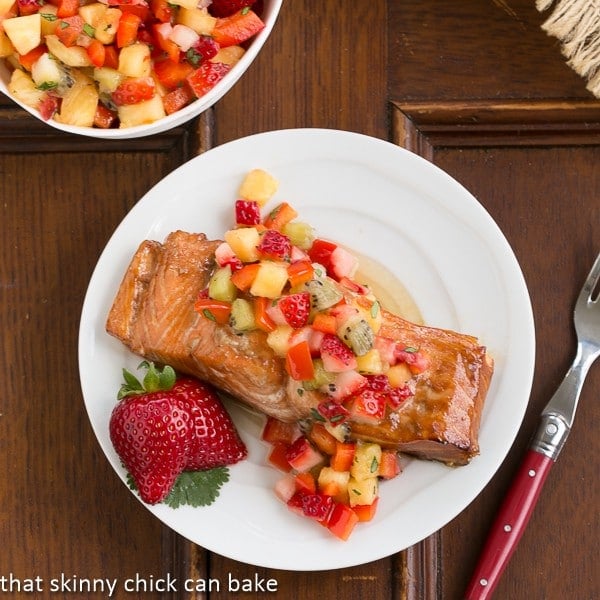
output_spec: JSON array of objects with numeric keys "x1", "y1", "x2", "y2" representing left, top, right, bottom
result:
[{"x1": 106, "y1": 230, "x2": 494, "y2": 466}]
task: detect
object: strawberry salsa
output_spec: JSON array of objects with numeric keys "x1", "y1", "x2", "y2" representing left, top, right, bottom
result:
[
  {"x1": 195, "y1": 169, "x2": 430, "y2": 540},
  {"x1": 0, "y1": 0, "x2": 265, "y2": 128}
]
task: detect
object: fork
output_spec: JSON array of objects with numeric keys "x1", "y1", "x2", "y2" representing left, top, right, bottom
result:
[{"x1": 464, "y1": 252, "x2": 600, "y2": 600}]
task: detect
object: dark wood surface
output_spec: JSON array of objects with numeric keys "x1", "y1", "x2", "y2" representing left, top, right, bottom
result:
[{"x1": 1, "y1": 1, "x2": 598, "y2": 598}]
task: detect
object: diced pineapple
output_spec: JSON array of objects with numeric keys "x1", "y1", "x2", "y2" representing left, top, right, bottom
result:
[
  {"x1": 31, "y1": 53, "x2": 62, "y2": 89},
  {"x1": 318, "y1": 466, "x2": 350, "y2": 504},
  {"x1": 118, "y1": 42, "x2": 151, "y2": 78},
  {"x1": 208, "y1": 265, "x2": 237, "y2": 302},
  {"x1": 348, "y1": 476, "x2": 379, "y2": 507},
  {"x1": 78, "y1": 2, "x2": 107, "y2": 27},
  {"x1": 211, "y1": 45, "x2": 245, "y2": 66},
  {"x1": 39, "y1": 6, "x2": 59, "y2": 37},
  {"x1": 168, "y1": 0, "x2": 199, "y2": 10},
  {"x1": 3, "y1": 13, "x2": 41, "y2": 55},
  {"x1": 355, "y1": 348, "x2": 384, "y2": 374},
  {"x1": 54, "y1": 71, "x2": 98, "y2": 127},
  {"x1": 0, "y1": 0, "x2": 16, "y2": 16},
  {"x1": 224, "y1": 227, "x2": 260, "y2": 263},
  {"x1": 350, "y1": 442, "x2": 382, "y2": 481},
  {"x1": 46, "y1": 35, "x2": 92, "y2": 67},
  {"x1": 229, "y1": 298, "x2": 256, "y2": 332},
  {"x1": 359, "y1": 300, "x2": 383, "y2": 334},
  {"x1": 94, "y1": 7, "x2": 121, "y2": 45},
  {"x1": 117, "y1": 94, "x2": 166, "y2": 128},
  {"x1": 8, "y1": 68, "x2": 46, "y2": 109},
  {"x1": 387, "y1": 363, "x2": 413, "y2": 388},
  {"x1": 176, "y1": 7, "x2": 216, "y2": 35},
  {"x1": 266, "y1": 325, "x2": 293, "y2": 357},
  {"x1": 93, "y1": 66, "x2": 124, "y2": 94},
  {"x1": 250, "y1": 261, "x2": 289, "y2": 299},
  {"x1": 0, "y1": 30, "x2": 15, "y2": 58},
  {"x1": 238, "y1": 169, "x2": 279, "y2": 207}
]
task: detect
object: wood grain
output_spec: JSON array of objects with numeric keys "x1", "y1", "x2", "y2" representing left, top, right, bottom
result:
[{"x1": 1, "y1": 0, "x2": 599, "y2": 598}]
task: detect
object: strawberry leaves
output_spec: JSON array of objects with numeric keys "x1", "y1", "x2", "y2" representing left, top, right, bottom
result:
[
  {"x1": 126, "y1": 468, "x2": 230, "y2": 508},
  {"x1": 117, "y1": 361, "x2": 176, "y2": 399}
]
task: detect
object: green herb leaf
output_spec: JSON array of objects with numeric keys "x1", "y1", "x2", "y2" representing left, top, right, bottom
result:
[
  {"x1": 41, "y1": 12, "x2": 58, "y2": 21},
  {"x1": 310, "y1": 408, "x2": 326, "y2": 422},
  {"x1": 370, "y1": 456, "x2": 379, "y2": 473},
  {"x1": 370, "y1": 300, "x2": 380, "y2": 319},
  {"x1": 403, "y1": 346, "x2": 419, "y2": 353},
  {"x1": 36, "y1": 81, "x2": 58, "y2": 91},
  {"x1": 185, "y1": 47, "x2": 202, "y2": 66},
  {"x1": 83, "y1": 23, "x2": 95, "y2": 37}
]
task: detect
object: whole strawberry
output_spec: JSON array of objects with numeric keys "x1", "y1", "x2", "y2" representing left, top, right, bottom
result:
[
  {"x1": 209, "y1": 0, "x2": 257, "y2": 18},
  {"x1": 109, "y1": 362, "x2": 247, "y2": 505}
]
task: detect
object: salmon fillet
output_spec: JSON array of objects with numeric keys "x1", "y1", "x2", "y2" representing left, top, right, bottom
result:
[{"x1": 106, "y1": 230, "x2": 493, "y2": 465}]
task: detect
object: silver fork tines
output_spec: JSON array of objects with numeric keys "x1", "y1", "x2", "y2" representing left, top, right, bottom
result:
[{"x1": 533, "y1": 252, "x2": 600, "y2": 459}]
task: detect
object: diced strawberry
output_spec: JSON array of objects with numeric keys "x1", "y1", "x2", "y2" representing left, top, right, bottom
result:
[
  {"x1": 278, "y1": 292, "x2": 310, "y2": 329},
  {"x1": 320, "y1": 333, "x2": 357, "y2": 373},
  {"x1": 112, "y1": 77, "x2": 155, "y2": 106},
  {"x1": 186, "y1": 35, "x2": 220, "y2": 66},
  {"x1": 162, "y1": 85, "x2": 195, "y2": 115},
  {"x1": 327, "y1": 370, "x2": 367, "y2": 401},
  {"x1": 104, "y1": 45, "x2": 120, "y2": 69},
  {"x1": 169, "y1": 23, "x2": 199, "y2": 52},
  {"x1": 327, "y1": 502, "x2": 359, "y2": 540},
  {"x1": 285, "y1": 436, "x2": 323, "y2": 472},
  {"x1": 257, "y1": 229, "x2": 291, "y2": 260},
  {"x1": 55, "y1": 15, "x2": 85, "y2": 47},
  {"x1": 395, "y1": 347, "x2": 429, "y2": 374},
  {"x1": 153, "y1": 22, "x2": 180, "y2": 62},
  {"x1": 338, "y1": 276, "x2": 368, "y2": 294},
  {"x1": 235, "y1": 199, "x2": 261, "y2": 226},
  {"x1": 274, "y1": 474, "x2": 296, "y2": 503},
  {"x1": 17, "y1": 0, "x2": 40, "y2": 16},
  {"x1": 349, "y1": 389, "x2": 387, "y2": 424},
  {"x1": 261, "y1": 416, "x2": 300, "y2": 445},
  {"x1": 315, "y1": 400, "x2": 349, "y2": 425},
  {"x1": 214, "y1": 241, "x2": 243, "y2": 270},
  {"x1": 209, "y1": 0, "x2": 256, "y2": 18},
  {"x1": 308, "y1": 238, "x2": 337, "y2": 274},
  {"x1": 330, "y1": 303, "x2": 359, "y2": 328},
  {"x1": 186, "y1": 61, "x2": 231, "y2": 98},
  {"x1": 363, "y1": 374, "x2": 390, "y2": 391},
  {"x1": 374, "y1": 335, "x2": 397, "y2": 365},
  {"x1": 93, "y1": 103, "x2": 118, "y2": 128},
  {"x1": 38, "y1": 94, "x2": 59, "y2": 121},
  {"x1": 386, "y1": 384, "x2": 412, "y2": 409},
  {"x1": 287, "y1": 491, "x2": 333, "y2": 522},
  {"x1": 330, "y1": 245, "x2": 358, "y2": 280}
]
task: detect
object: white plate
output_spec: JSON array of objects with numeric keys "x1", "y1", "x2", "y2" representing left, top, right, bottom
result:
[{"x1": 78, "y1": 128, "x2": 535, "y2": 571}]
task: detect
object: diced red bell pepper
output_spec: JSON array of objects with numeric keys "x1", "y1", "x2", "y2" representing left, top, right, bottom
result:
[
  {"x1": 311, "y1": 312, "x2": 337, "y2": 335},
  {"x1": 162, "y1": 85, "x2": 195, "y2": 115},
  {"x1": 18, "y1": 44, "x2": 47, "y2": 71},
  {"x1": 152, "y1": 23, "x2": 181, "y2": 63},
  {"x1": 55, "y1": 0, "x2": 79, "y2": 18},
  {"x1": 261, "y1": 416, "x2": 300, "y2": 445},
  {"x1": 267, "y1": 441, "x2": 292, "y2": 472},
  {"x1": 116, "y1": 12, "x2": 142, "y2": 48},
  {"x1": 285, "y1": 436, "x2": 323, "y2": 472},
  {"x1": 263, "y1": 202, "x2": 298, "y2": 230},
  {"x1": 194, "y1": 297, "x2": 232, "y2": 324},
  {"x1": 287, "y1": 259, "x2": 314, "y2": 288},
  {"x1": 229, "y1": 262, "x2": 260, "y2": 291},
  {"x1": 330, "y1": 441, "x2": 356, "y2": 472},
  {"x1": 116, "y1": 2, "x2": 150, "y2": 22},
  {"x1": 285, "y1": 340, "x2": 315, "y2": 381},
  {"x1": 353, "y1": 497, "x2": 379, "y2": 522},
  {"x1": 307, "y1": 238, "x2": 337, "y2": 274},
  {"x1": 55, "y1": 15, "x2": 85, "y2": 47},
  {"x1": 294, "y1": 472, "x2": 316, "y2": 495},
  {"x1": 153, "y1": 58, "x2": 194, "y2": 89},
  {"x1": 378, "y1": 450, "x2": 401, "y2": 479},
  {"x1": 306, "y1": 422, "x2": 337, "y2": 455},
  {"x1": 150, "y1": 0, "x2": 173, "y2": 23},
  {"x1": 186, "y1": 61, "x2": 231, "y2": 98},
  {"x1": 253, "y1": 296, "x2": 277, "y2": 332},
  {"x1": 86, "y1": 39, "x2": 106, "y2": 67},
  {"x1": 93, "y1": 103, "x2": 118, "y2": 128},
  {"x1": 103, "y1": 45, "x2": 120, "y2": 69},
  {"x1": 327, "y1": 502, "x2": 359, "y2": 540},
  {"x1": 212, "y1": 8, "x2": 265, "y2": 47}
]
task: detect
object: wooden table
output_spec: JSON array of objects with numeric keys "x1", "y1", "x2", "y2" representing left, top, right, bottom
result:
[{"x1": 1, "y1": 1, "x2": 599, "y2": 598}]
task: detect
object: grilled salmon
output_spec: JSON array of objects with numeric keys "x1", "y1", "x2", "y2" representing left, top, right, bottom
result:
[{"x1": 106, "y1": 230, "x2": 493, "y2": 466}]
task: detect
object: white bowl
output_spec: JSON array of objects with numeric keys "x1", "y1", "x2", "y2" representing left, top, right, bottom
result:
[{"x1": 0, "y1": 0, "x2": 282, "y2": 139}]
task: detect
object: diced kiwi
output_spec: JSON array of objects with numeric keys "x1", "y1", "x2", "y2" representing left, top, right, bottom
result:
[
  {"x1": 208, "y1": 265, "x2": 237, "y2": 302},
  {"x1": 282, "y1": 221, "x2": 315, "y2": 250},
  {"x1": 229, "y1": 298, "x2": 256, "y2": 332},
  {"x1": 302, "y1": 359, "x2": 336, "y2": 391},
  {"x1": 337, "y1": 316, "x2": 374, "y2": 356},
  {"x1": 303, "y1": 278, "x2": 343, "y2": 311}
]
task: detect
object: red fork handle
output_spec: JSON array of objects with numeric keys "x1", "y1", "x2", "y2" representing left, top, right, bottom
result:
[{"x1": 464, "y1": 449, "x2": 554, "y2": 600}]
